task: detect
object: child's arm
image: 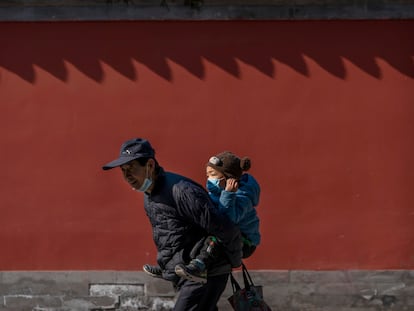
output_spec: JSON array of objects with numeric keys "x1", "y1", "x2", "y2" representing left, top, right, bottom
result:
[{"x1": 219, "y1": 179, "x2": 252, "y2": 224}]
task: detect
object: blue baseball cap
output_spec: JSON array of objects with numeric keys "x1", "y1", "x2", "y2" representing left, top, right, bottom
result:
[{"x1": 102, "y1": 138, "x2": 155, "y2": 170}]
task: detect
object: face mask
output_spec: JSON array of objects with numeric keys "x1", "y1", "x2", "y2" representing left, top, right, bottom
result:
[
  {"x1": 137, "y1": 164, "x2": 153, "y2": 192},
  {"x1": 206, "y1": 177, "x2": 224, "y2": 196}
]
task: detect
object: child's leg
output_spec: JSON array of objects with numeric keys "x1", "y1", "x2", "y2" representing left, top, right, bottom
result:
[
  {"x1": 194, "y1": 236, "x2": 218, "y2": 268},
  {"x1": 175, "y1": 236, "x2": 218, "y2": 283}
]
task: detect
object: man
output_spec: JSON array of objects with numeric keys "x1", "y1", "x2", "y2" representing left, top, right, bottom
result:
[{"x1": 102, "y1": 138, "x2": 243, "y2": 310}]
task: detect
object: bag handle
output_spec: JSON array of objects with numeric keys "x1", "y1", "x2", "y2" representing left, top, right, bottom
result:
[
  {"x1": 229, "y1": 273, "x2": 242, "y2": 293},
  {"x1": 241, "y1": 262, "x2": 255, "y2": 291},
  {"x1": 230, "y1": 262, "x2": 255, "y2": 293}
]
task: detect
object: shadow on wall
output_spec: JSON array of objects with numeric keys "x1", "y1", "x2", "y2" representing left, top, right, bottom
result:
[{"x1": 0, "y1": 20, "x2": 413, "y2": 83}]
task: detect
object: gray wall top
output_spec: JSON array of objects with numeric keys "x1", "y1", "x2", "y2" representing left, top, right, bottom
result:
[{"x1": 0, "y1": 1, "x2": 414, "y2": 21}]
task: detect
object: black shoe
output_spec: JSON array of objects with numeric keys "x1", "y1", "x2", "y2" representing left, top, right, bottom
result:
[
  {"x1": 143, "y1": 264, "x2": 163, "y2": 278},
  {"x1": 175, "y1": 260, "x2": 207, "y2": 284}
]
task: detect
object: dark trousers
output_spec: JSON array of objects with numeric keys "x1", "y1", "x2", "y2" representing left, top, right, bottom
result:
[{"x1": 174, "y1": 273, "x2": 229, "y2": 311}]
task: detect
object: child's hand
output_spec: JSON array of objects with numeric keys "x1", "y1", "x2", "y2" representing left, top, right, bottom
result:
[{"x1": 225, "y1": 178, "x2": 239, "y2": 192}]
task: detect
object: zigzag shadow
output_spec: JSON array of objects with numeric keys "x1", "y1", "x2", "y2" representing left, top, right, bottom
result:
[{"x1": 0, "y1": 21, "x2": 412, "y2": 83}]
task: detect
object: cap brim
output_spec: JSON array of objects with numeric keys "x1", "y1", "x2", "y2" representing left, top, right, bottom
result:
[{"x1": 102, "y1": 156, "x2": 137, "y2": 170}]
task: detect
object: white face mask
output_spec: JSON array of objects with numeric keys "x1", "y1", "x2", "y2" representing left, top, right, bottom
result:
[
  {"x1": 137, "y1": 164, "x2": 152, "y2": 192},
  {"x1": 138, "y1": 178, "x2": 152, "y2": 192}
]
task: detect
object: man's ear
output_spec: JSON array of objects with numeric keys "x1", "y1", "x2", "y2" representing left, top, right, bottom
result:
[{"x1": 147, "y1": 158, "x2": 155, "y2": 169}]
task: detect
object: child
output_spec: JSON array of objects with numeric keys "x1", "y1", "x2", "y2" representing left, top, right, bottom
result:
[{"x1": 174, "y1": 151, "x2": 261, "y2": 283}]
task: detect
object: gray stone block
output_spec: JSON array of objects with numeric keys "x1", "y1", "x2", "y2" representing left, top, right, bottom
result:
[
  {"x1": 89, "y1": 284, "x2": 145, "y2": 298},
  {"x1": 4, "y1": 295, "x2": 63, "y2": 309},
  {"x1": 62, "y1": 296, "x2": 118, "y2": 310},
  {"x1": 145, "y1": 279, "x2": 176, "y2": 297},
  {"x1": 290, "y1": 270, "x2": 349, "y2": 284},
  {"x1": 348, "y1": 270, "x2": 406, "y2": 284}
]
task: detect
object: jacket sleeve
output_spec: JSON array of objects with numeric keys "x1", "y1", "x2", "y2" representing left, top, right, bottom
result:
[
  {"x1": 219, "y1": 191, "x2": 252, "y2": 224},
  {"x1": 173, "y1": 181, "x2": 243, "y2": 268}
]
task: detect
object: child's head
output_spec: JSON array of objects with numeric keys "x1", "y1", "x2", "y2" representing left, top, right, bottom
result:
[{"x1": 206, "y1": 151, "x2": 251, "y2": 180}]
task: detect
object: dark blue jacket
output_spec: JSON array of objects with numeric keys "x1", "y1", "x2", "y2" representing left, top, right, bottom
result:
[
  {"x1": 144, "y1": 168, "x2": 243, "y2": 282},
  {"x1": 210, "y1": 173, "x2": 261, "y2": 246}
]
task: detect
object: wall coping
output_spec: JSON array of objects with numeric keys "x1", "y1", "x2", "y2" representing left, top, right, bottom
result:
[{"x1": 0, "y1": 3, "x2": 414, "y2": 21}]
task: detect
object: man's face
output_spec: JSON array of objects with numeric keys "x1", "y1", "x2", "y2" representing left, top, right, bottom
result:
[{"x1": 121, "y1": 160, "x2": 148, "y2": 190}]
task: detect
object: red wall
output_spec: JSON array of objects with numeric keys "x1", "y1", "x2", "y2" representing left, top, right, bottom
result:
[{"x1": 1, "y1": 21, "x2": 413, "y2": 270}]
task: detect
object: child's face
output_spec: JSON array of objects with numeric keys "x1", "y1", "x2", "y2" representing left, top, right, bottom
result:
[
  {"x1": 206, "y1": 166, "x2": 224, "y2": 179},
  {"x1": 206, "y1": 166, "x2": 226, "y2": 188}
]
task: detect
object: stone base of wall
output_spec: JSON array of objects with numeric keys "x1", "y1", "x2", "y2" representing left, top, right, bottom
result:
[{"x1": 0, "y1": 270, "x2": 413, "y2": 310}]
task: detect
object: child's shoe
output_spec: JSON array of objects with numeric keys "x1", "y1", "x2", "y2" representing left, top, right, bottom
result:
[
  {"x1": 175, "y1": 259, "x2": 207, "y2": 284},
  {"x1": 143, "y1": 264, "x2": 163, "y2": 278}
]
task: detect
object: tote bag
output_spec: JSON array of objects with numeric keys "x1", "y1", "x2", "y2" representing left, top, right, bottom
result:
[{"x1": 228, "y1": 263, "x2": 272, "y2": 311}]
